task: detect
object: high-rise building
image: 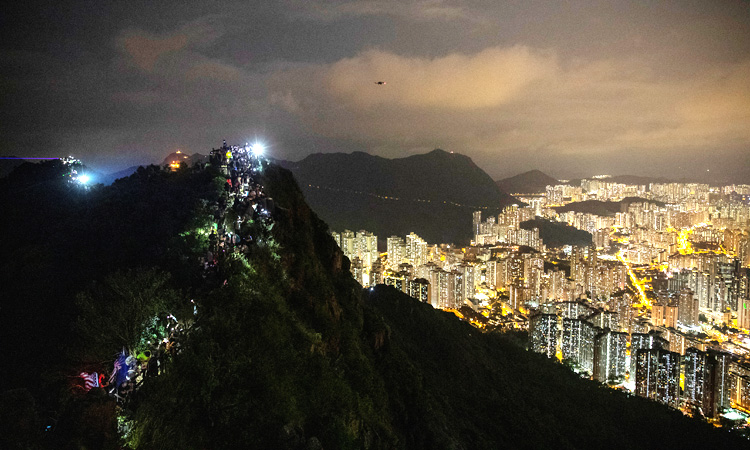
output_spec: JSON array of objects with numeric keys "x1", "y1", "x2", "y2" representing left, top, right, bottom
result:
[
  {"x1": 398, "y1": 263, "x2": 415, "y2": 279},
  {"x1": 405, "y1": 232, "x2": 428, "y2": 267},
  {"x1": 608, "y1": 293, "x2": 634, "y2": 333},
  {"x1": 738, "y1": 297, "x2": 750, "y2": 330},
  {"x1": 505, "y1": 255, "x2": 524, "y2": 287},
  {"x1": 588, "y1": 310, "x2": 619, "y2": 331},
  {"x1": 651, "y1": 301, "x2": 677, "y2": 329},
  {"x1": 337, "y1": 229, "x2": 356, "y2": 255},
  {"x1": 731, "y1": 361, "x2": 750, "y2": 413},
  {"x1": 387, "y1": 236, "x2": 406, "y2": 269},
  {"x1": 684, "y1": 348, "x2": 734, "y2": 418},
  {"x1": 559, "y1": 300, "x2": 594, "y2": 320},
  {"x1": 486, "y1": 259, "x2": 499, "y2": 288},
  {"x1": 350, "y1": 256, "x2": 365, "y2": 285},
  {"x1": 593, "y1": 329, "x2": 628, "y2": 383},
  {"x1": 678, "y1": 289, "x2": 699, "y2": 328},
  {"x1": 407, "y1": 278, "x2": 431, "y2": 304},
  {"x1": 350, "y1": 230, "x2": 377, "y2": 267},
  {"x1": 332, "y1": 229, "x2": 379, "y2": 286},
  {"x1": 561, "y1": 318, "x2": 595, "y2": 373},
  {"x1": 630, "y1": 331, "x2": 669, "y2": 376},
  {"x1": 456, "y1": 263, "x2": 476, "y2": 302},
  {"x1": 509, "y1": 281, "x2": 529, "y2": 310},
  {"x1": 711, "y1": 350, "x2": 733, "y2": 413},
  {"x1": 424, "y1": 268, "x2": 462, "y2": 310},
  {"x1": 523, "y1": 254, "x2": 544, "y2": 303},
  {"x1": 635, "y1": 348, "x2": 681, "y2": 408},
  {"x1": 473, "y1": 211, "x2": 482, "y2": 240},
  {"x1": 383, "y1": 272, "x2": 407, "y2": 293},
  {"x1": 570, "y1": 246, "x2": 584, "y2": 282},
  {"x1": 530, "y1": 312, "x2": 558, "y2": 359},
  {"x1": 450, "y1": 269, "x2": 463, "y2": 310},
  {"x1": 369, "y1": 258, "x2": 384, "y2": 286},
  {"x1": 739, "y1": 236, "x2": 750, "y2": 267},
  {"x1": 428, "y1": 268, "x2": 441, "y2": 308},
  {"x1": 547, "y1": 268, "x2": 568, "y2": 301},
  {"x1": 684, "y1": 348, "x2": 714, "y2": 416}
]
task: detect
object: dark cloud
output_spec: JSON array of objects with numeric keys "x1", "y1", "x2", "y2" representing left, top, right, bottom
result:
[
  {"x1": 1, "y1": 0, "x2": 748, "y2": 180},
  {"x1": 270, "y1": 46, "x2": 750, "y2": 178}
]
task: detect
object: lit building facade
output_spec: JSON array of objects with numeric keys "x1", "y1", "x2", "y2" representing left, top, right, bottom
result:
[
  {"x1": 561, "y1": 318, "x2": 595, "y2": 373},
  {"x1": 530, "y1": 313, "x2": 558, "y2": 359},
  {"x1": 635, "y1": 348, "x2": 681, "y2": 408},
  {"x1": 593, "y1": 329, "x2": 627, "y2": 383}
]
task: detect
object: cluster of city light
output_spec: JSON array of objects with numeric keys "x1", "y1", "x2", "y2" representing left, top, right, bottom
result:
[
  {"x1": 616, "y1": 248, "x2": 650, "y2": 307},
  {"x1": 677, "y1": 228, "x2": 693, "y2": 255}
]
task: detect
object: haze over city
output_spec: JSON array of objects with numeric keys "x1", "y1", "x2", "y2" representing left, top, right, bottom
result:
[{"x1": 2, "y1": 0, "x2": 749, "y2": 181}]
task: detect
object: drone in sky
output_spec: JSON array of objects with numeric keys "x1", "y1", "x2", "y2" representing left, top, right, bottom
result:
[{"x1": 375, "y1": 81, "x2": 386, "y2": 85}]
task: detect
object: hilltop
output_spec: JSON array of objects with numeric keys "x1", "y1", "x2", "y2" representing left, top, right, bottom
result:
[
  {"x1": 496, "y1": 169, "x2": 559, "y2": 194},
  {"x1": 0, "y1": 159, "x2": 742, "y2": 449},
  {"x1": 520, "y1": 218, "x2": 592, "y2": 247},
  {"x1": 279, "y1": 149, "x2": 518, "y2": 245},
  {"x1": 554, "y1": 197, "x2": 666, "y2": 216}
]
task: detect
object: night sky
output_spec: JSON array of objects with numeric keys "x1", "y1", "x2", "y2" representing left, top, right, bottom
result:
[{"x1": 1, "y1": 1, "x2": 749, "y2": 181}]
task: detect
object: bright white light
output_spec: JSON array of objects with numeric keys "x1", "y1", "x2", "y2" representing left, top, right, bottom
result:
[
  {"x1": 78, "y1": 174, "x2": 90, "y2": 184},
  {"x1": 251, "y1": 143, "x2": 264, "y2": 156}
]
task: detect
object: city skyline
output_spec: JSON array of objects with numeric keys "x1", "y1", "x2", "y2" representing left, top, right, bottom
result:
[
  {"x1": 2, "y1": 1, "x2": 749, "y2": 181},
  {"x1": 329, "y1": 174, "x2": 750, "y2": 421}
]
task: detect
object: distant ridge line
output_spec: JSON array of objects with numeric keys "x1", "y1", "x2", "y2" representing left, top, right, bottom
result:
[
  {"x1": 0, "y1": 157, "x2": 60, "y2": 160},
  {"x1": 307, "y1": 184, "x2": 510, "y2": 211}
]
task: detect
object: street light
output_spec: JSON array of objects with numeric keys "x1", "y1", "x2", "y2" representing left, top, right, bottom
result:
[{"x1": 251, "y1": 143, "x2": 264, "y2": 157}]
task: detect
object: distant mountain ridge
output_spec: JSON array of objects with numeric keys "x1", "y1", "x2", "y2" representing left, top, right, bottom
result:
[
  {"x1": 554, "y1": 197, "x2": 666, "y2": 216},
  {"x1": 280, "y1": 149, "x2": 519, "y2": 245},
  {"x1": 496, "y1": 169, "x2": 559, "y2": 194},
  {"x1": 98, "y1": 166, "x2": 140, "y2": 185}
]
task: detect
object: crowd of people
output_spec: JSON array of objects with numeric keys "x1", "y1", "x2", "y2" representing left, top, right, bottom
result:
[
  {"x1": 75, "y1": 140, "x2": 275, "y2": 404},
  {"x1": 75, "y1": 310, "x2": 189, "y2": 403},
  {"x1": 204, "y1": 140, "x2": 275, "y2": 268}
]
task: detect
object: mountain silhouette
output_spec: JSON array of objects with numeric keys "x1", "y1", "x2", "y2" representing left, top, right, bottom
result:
[
  {"x1": 280, "y1": 149, "x2": 518, "y2": 245},
  {"x1": 496, "y1": 169, "x2": 559, "y2": 194}
]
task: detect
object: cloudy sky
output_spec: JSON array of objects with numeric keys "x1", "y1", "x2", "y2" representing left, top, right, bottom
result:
[{"x1": 1, "y1": 0, "x2": 749, "y2": 181}]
